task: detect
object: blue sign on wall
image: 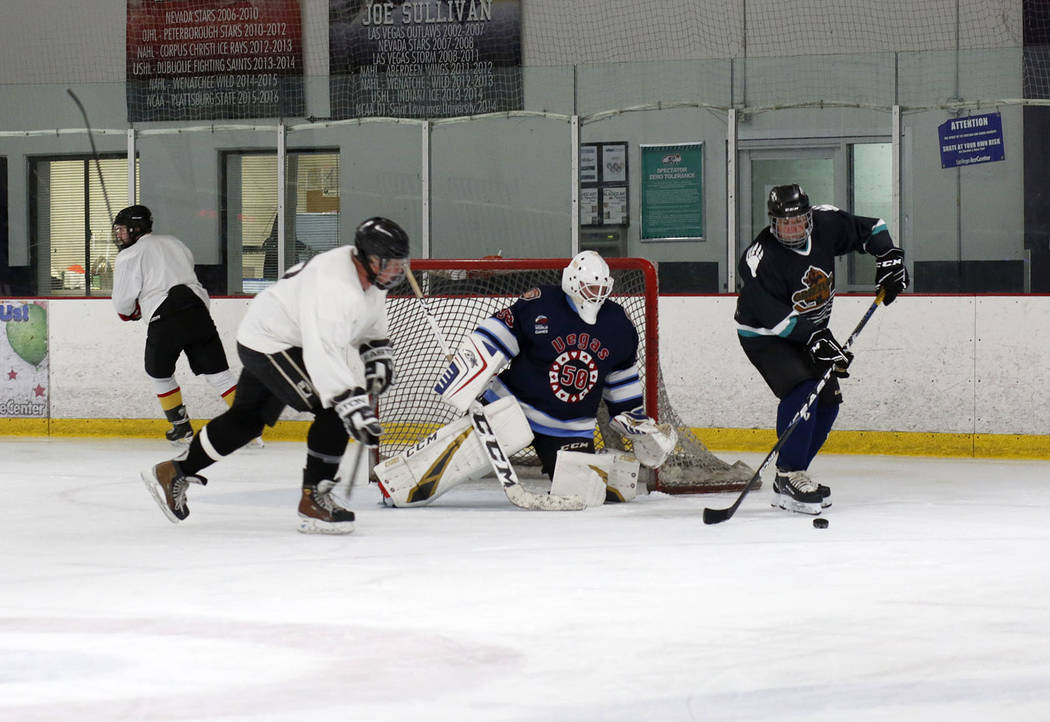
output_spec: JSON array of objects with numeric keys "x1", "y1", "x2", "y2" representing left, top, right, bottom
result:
[{"x1": 938, "y1": 112, "x2": 1005, "y2": 169}]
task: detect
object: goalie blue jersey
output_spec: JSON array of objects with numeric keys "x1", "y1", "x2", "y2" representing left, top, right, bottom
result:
[{"x1": 476, "y1": 285, "x2": 644, "y2": 438}]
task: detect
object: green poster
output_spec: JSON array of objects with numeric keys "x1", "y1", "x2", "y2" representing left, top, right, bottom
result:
[{"x1": 640, "y1": 143, "x2": 703, "y2": 240}]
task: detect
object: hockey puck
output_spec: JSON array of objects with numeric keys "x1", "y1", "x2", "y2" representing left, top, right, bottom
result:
[{"x1": 812, "y1": 517, "x2": 829, "y2": 529}]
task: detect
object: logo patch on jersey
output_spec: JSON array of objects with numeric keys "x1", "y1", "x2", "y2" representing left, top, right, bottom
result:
[
  {"x1": 548, "y1": 349, "x2": 599, "y2": 403},
  {"x1": 534, "y1": 314, "x2": 549, "y2": 334},
  {"x1": 792, "y1": 266, "x2": 833, "y2": 313},
  {"x1": 494, "y1": 307, "x2": 514, "y2": 328},
  {"x1": 521, "y1": 287, "x2": 541, "y2": 300}
]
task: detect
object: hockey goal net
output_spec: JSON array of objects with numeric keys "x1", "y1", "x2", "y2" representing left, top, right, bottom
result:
[{"x1": 380, "y1": 257, "x2": 753, "y2": 494}]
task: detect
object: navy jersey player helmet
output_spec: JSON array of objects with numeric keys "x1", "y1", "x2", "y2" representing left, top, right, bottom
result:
[
  {"x1": 767, "y1": 184, "x2": 813, "y2": 249},
  {"x1": 561, "y1": 250, "x2": 613, "y2": 324},
  {"x1": 113, "y1": 205, "x2": 153, "y2": 249},
  {"x1": 354, "y1": 217, "x2": 410, "y2": 290}
]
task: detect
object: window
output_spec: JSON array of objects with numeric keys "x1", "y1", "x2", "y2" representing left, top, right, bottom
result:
[
  {"x1": 848, "y1": 143, "x2": 893, "y2": 286},
  {"x1": 30, "y1": 157, "x2": 138, "y2": 296},
  {"x1": 223, "y1": 151, "x2": 340, "y2": 294}
]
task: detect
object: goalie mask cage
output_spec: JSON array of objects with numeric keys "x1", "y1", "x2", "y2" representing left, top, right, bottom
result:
[{"x1": 381, "y1": 257, "x2": 754, "y2": 494}]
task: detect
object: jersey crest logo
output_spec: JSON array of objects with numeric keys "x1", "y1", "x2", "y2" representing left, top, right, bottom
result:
[
  {"x1": 548, "y1": 349, "x2": 599, "y2": 403},
  {"x1": 792, "y1": 266, "x2": 833, "y2": 313},
  {"x1": 534, "y1": 314, "x2": 549, "y2": 335},
  {"x1": 494, "y1": 307, "x2": 514, "y2": 328},
  {"x1": 521, "y1": 287, "x2": 541, "y2": 300}
]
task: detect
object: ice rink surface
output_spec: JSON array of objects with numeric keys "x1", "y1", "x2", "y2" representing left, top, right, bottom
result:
[{"x1": 3, "y1": 437, "x2": 1050, "y2": 722}]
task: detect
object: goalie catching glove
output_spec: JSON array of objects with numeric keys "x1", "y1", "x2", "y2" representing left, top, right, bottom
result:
[
  {"x1": 333, "y1": 389, "x2": 382, "y2": 447},
  {"x1": 360, "y1": 339, "x2": 395, "y2": 395},
  {"x1": 609, "y1": 407, "x2": 678, "y2": 468}
]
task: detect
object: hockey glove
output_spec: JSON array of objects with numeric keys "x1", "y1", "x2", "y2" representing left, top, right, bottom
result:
[
  {"x1": 360, "y1": 339, "x2": 395, "y2": 395},
  {"x1": 333, "y1": 390, "x2": 383, "y2": 447},
  {"x1": 875, "y1": 247, "x2": 909, "y2": 305},
  {"x1": 807, "y1": 328, "x2": 854, "y2": 378},
  {"x1": 609, "y1": 406, "x2": 678, "y2": 468},
  {"x1": 118, "y1": 301, "x2": 142, "y2": 322}
]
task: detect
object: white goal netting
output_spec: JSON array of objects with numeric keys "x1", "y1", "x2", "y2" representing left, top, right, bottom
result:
[{"x1": 379, "y1": 258, "x2": 754, "y2": 494}]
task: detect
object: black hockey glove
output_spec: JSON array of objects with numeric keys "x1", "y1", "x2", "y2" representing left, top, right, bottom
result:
[
  {"x1": 360, "y1": 339, "x2": 395, "y2": 395},
  {"x1": 807, "y1": 328, "x2": 854, "y2": 378},
  {"x1": 333, "y1": 389, "x2": 382, "y2": 447},
  {"x1": 875, "y1": 248, "x2": 909, "y2": 305}
]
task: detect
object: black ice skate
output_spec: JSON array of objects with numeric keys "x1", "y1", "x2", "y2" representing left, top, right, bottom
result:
[
  {"x1": 141, "y1": 460, "x2": 208, "y2": 523},
  {"x1": 773, "y1": 468, "x2": 832, "y2": 509},
  {"x1": 165, "y1": 421, "x2": 194, "y2": 445},
  {"x1": 772, "y1": 469, "x2": 825, "y2": 515},
  {"x1": 298, "y1": 479, "x2": 355, "y2": 535},
  {"x1": 164, "y1": 404, "x2": 194, "y2": 446}
]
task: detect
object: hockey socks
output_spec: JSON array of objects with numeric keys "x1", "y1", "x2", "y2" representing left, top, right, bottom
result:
[{"x1": 775, "y1": 380, "x2": 820, "y2": 471}]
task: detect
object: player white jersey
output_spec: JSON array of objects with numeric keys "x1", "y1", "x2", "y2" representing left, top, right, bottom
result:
[
  {"x1": 112, "y1": 232, "x2": 208, "y2": 322},
  {"x1": 236, "y1": 246, "x2": 389, "y2": 407}
]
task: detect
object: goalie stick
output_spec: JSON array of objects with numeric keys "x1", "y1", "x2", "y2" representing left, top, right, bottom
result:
[
  {"x1": 67, "y1": 89, "x2": 116, "y2": 224},
  {"x1": 404, "y1": 269, "x2": 585, "y2": 511},
  {"x1": 702, "y1": 289, "x2": 886, "y2": 525}
]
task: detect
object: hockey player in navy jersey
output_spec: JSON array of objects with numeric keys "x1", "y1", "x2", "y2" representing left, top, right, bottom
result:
[
  {"x1": 373, "y1": 251, "x2": 677, "y2": 509},
  {"x1": 735, "y1": 184, "x2": 908, "y2": 515}
]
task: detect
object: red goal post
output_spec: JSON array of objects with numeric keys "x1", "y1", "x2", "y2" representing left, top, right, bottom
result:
[{"x1": 381, "y1": 257, "x2": 753, "y2": 494}]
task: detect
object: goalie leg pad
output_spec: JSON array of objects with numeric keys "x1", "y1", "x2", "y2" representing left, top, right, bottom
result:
[
  {"x1": 549, "y1": 450, "x2": 641, "y2": 505},
  {"x1": 374, "y1": 396, "x2": 532, "y2": 507}
]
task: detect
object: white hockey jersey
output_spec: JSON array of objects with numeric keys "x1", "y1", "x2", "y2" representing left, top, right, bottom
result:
[
  {"x1": 236, "y1": 246, "x2": 389, "y2": 407},
  {"x1": 111, "y1": 232, "x2": 209, "y2": 321}
]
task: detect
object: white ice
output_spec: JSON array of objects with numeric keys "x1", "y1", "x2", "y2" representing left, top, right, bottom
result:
[{"x1": 3, "y1": 437, "x2": 1050, "y2": 722}]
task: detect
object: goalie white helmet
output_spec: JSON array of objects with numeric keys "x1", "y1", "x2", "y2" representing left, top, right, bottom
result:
[{"x1": 561, "y1": 251, "x2": 613, "y2": 325}]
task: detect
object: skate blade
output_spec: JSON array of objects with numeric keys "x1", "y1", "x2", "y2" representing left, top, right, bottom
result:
[
  {"x1": 140, "y1": 470, "x2": 183, "y2": 524},
  {"x1": 297, "y1": 516, "x2": 355, "y2": 535},
  {"x1": 772, "y1": 492, "x2": 823, "y2": 516}
]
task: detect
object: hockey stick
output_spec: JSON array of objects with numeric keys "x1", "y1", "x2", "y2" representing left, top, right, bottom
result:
[
  {"x1": 337, "y1": 435, "x2": 369, "y2": 500},
  {"x1": 702, "y1": 289, "x2": 886, "y2": 525},
  {"x1": 404, "y1": 269, "x2": 585, "y2": 511},
  {"x1": 67, "y1": 89, "x2": 116, "y2": 224}
]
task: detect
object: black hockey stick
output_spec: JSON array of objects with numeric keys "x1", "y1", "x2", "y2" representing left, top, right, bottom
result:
[
  {"x1": 67, "y1": 88, "x2": 116, "y2": 223},
  {"x1": 404, "y1": 269, "x2": 585, "y2": 511},
  {"x1": 702, "y1": 289, "x2": 886, "y2": 525}
]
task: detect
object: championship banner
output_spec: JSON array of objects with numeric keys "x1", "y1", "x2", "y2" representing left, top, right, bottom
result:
[
  {"x1": 329, "y1": 0, "x2": 522, "y2": 119},
  {"x1": 1, "y1": 301, "x2": 49, "y2": 419},
  {"x1": 127, "y1": 0, "x2": 305, "y2": 122}
]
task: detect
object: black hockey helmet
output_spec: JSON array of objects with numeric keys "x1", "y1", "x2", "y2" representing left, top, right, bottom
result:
[
  {"x1": 767, "y1": 184, "x2": 812, "y2": 249},
  {"x1": 354, "y1": 217, "x2": 410, "y2": 289},
  {"x1": 113, "y1": 205, "x2": 153, "y2": 249}
]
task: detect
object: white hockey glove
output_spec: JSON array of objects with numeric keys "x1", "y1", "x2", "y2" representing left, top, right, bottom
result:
[
  {"x1": 360, "y1": 339, "x2": 395, "y2": 395},
  {"x1": 333, "y1": 389, "x2": 383, "y2": 447},
  {"x1": 609, "y1": 407, "x2": 678, "y2": 468}
]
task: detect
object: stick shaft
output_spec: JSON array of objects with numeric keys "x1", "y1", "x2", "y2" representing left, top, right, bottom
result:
[{"x1": 67, "y1": 89, "x2": 115, "y2": 223}]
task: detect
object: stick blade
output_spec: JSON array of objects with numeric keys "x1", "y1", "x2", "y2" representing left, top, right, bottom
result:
[
  {"x1": 702, "y1": 506, "x2": 733, "y2": 525},
  {"x1": 504, "y1": 483, "x2": 585, "y2": 511}
]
